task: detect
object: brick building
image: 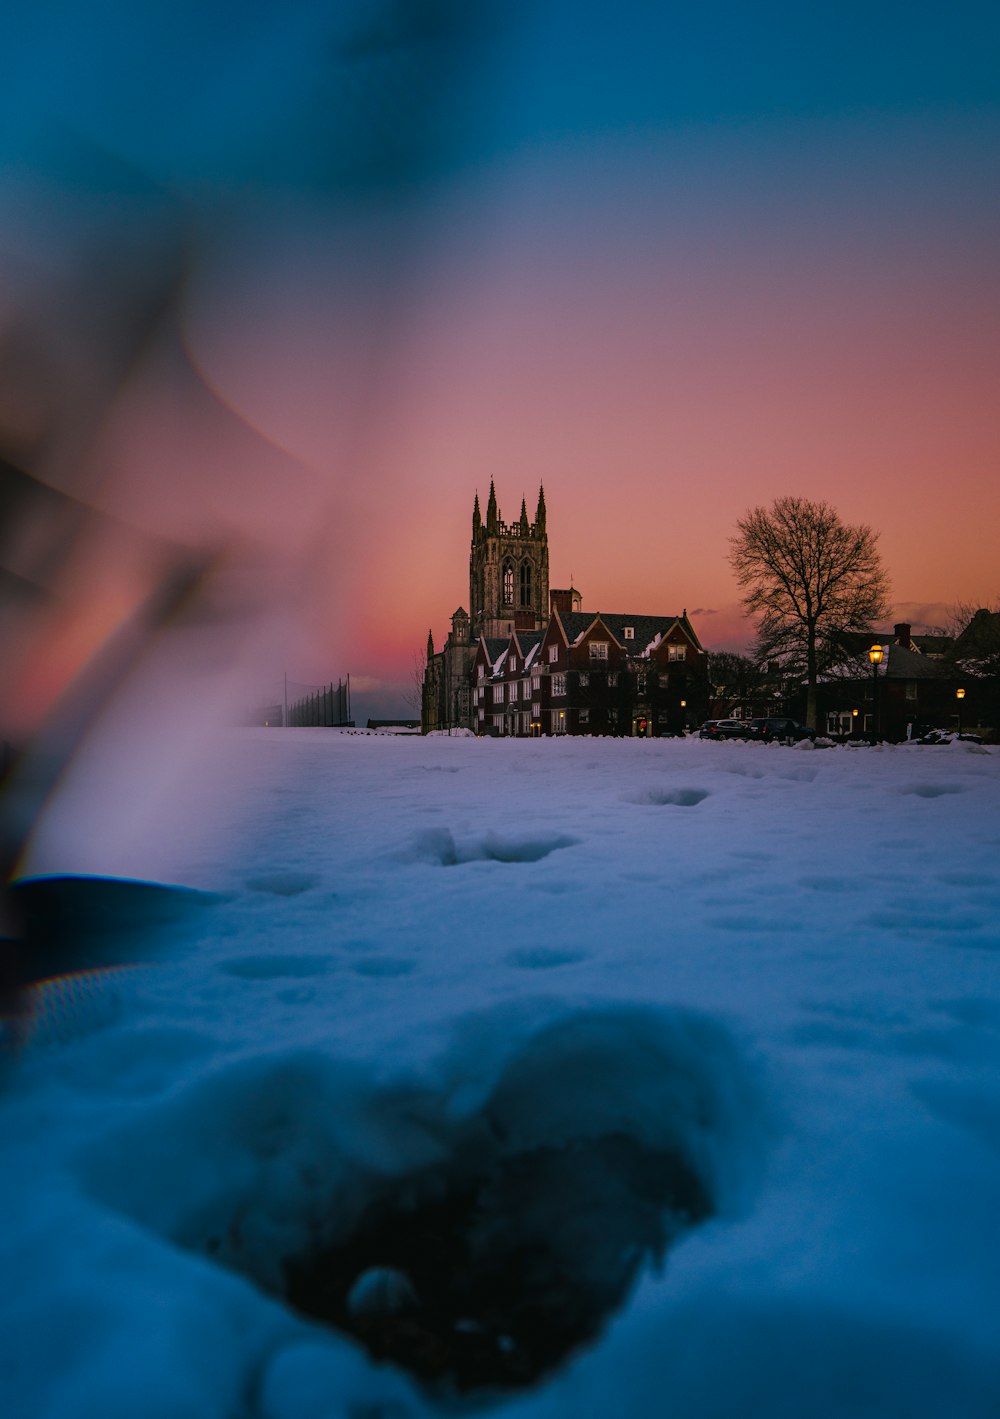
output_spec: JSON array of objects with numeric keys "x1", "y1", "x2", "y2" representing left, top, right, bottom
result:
[{"x1": 423, "y1": 488, "x2": 709, "y2": 735}]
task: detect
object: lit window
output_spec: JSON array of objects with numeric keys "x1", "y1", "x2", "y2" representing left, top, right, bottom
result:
[
  {"x1": 589, "y1": 642, "x2": 609, "y2": 660},
  {"x1": 510, "y1": 656, "x2": 517, "y2": 672},
  {"x1": 548, "y1": 645, "x2": 559, "y2": 664},
  {"x1": 532, "y1": 675, "x2": 541, "y2": 691},
  {"x1": 623, "y1": 627, "x2": 634, "y2": 640},
  {"x1": 510, "y1": 681, "x2": 518, "y2": 702},
  {"x1": 552, "y1": 674, "x2": 567, "y2": 697},
  {"x1": 667, "y1": 644, "x2": 686, "y2": 661}
]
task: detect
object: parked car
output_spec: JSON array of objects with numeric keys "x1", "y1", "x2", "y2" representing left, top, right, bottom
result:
[
  {"x1": 700, "y1": 719, "x2": 755, "y2": 740},
  {"x1": 917, "y1": 729, "x2": 984, "y2": 745},
  {"x1": 746, "y1": 717, "x2": 816, "y2": 744}
]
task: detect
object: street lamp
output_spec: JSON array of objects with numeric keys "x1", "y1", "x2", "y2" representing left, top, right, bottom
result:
[
  {"x1": 868, "y1": 645, "x2": 884, "y2": 743},
  {"x1": 956, "y1": 686, "x2": 965, "y2": 736}
]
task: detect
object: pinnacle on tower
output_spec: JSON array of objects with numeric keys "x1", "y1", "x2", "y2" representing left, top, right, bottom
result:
[
  {"x1": 486, "y1": 479, "x2": 499, "y2": 532},
  {"x1": 472, "y1": 492, "x2": 482, "y2": 538},
  {"x1": 535, "y1": 483, "x2": 546, "y2": 529},
  {"x1": 426, "y1": 629, "x2": 434, "y2": 662},
  {"x1": 519, "y1": 496, "x2": 529, "y2": 534}
]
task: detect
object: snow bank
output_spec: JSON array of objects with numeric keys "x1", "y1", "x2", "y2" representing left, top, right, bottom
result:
[{"x1": 3, "y1": 732, "x2": 1000, "y2": 1416}]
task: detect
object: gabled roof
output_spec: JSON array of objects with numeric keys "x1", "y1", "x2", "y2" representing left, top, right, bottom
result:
[
  {"x1": 824, "y1": 643, "x2": 947, "y2": 682},
  {"x1": 836, "y1": 628, "x2": 953, "y2": 658},
  {"x1": 481, "y1": 638, "x2": 510, "y2": 676},
  {"x1": 883, "y1": 644, "x2": 948, "y2": 680},
  {"x1": 556, "y1": 611, "x2": 698, "y2": 654},
  {"x1": 510, "y1": 631, "x2": 544, "y2": 668},
  {"x1": 495, "y1": 629, "x2": 545, "y2": 674}
]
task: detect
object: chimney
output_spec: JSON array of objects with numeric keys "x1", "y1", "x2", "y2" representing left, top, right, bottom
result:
[
  {"x1": 894, "y1": 622, "x2": 912, "y2": 649},
  {"x1": 550, "y1": 587, "x2": 582, "y2": 617}
]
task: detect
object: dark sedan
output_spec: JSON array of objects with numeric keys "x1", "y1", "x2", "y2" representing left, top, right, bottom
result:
[
  {"x1": 746, "y1": 717, "x2": 816, "y2": 743},
  {"x1": 700, "y1": 719, "x2": 755, "y2": 740}
]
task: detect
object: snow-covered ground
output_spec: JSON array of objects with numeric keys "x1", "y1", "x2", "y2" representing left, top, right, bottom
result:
[{"x1": 3, "y1": 730, "x2": 1000, "y2": 1418}]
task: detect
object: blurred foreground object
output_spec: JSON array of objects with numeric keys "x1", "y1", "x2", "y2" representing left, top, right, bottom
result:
[{"x1": 1, "y1": 0, "x2": 502, "y2": 1042}]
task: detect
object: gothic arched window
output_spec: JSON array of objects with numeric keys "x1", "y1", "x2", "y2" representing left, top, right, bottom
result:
[
  {"x1": 519, "y1": 561, "x2": 532, "y2": 607},
  {"x1": 502, "y1": 560, "x2": 514, "y2": 605}
]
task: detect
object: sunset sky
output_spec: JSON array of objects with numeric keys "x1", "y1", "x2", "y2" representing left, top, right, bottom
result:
[{"x1": 3, "y1": 1, "x2": 999, "y2": 718}]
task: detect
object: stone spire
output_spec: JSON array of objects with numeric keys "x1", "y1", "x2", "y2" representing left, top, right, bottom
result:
[
  {"x1": 535, "y1": 483, "x2": 546, "y2": 530},
  {"x1": 519, "y1": 496, "x2": 529, "y2": 535},
  {"x1": 472, "y1": 491, "x2": 482, "y2": 539},
  {"x1": 486, "y1": 479, "x2": 499, "y2": 533},
  {"x1": 426, "y1": 629, "x2": 434, "y2": 662}
]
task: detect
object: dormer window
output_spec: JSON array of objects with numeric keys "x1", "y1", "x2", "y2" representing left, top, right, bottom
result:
[
  {"x1": 510, "y1": 656, "x2": 517, "y2": 672},
  {"x1": 623, "y1": 626, "x2": 634, "y2": 640}
]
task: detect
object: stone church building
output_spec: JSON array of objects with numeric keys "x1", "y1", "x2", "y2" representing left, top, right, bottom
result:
[{"x1": 422, "y1": 485, "x2": 709, "y2": 735}]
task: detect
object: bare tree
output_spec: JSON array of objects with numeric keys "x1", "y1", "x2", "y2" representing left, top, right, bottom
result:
[
  {"x1": 707, "y1": 651, "x2": 769, "y2": 713},
  {"x1": 946, "y1": 601, "x2": 1000, "y2": 677},
  {"x1": 404, "y1": 647, "x2": 428, "y2": 716},
  {"x1": 729, "y1": 497, "x2": 890, "y2": 728}
]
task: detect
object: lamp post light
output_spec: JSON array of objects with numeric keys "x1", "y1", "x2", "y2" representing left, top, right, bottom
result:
[
  {"x1": 868, "y1": 645, "x2": 884, "y2": 743},
  {"x1": 956, "y1": 686, "x2": 966, "y2": 736}
]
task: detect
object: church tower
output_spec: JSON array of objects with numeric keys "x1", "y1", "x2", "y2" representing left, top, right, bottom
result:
[{"x1": 469, "y1": 482, "x2": 549, "y2": 640}]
